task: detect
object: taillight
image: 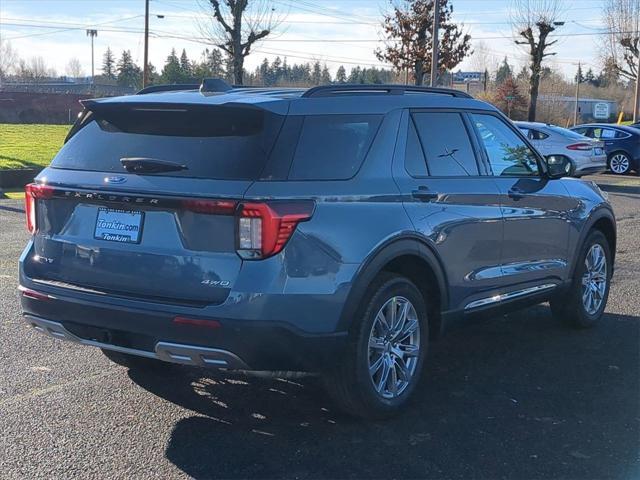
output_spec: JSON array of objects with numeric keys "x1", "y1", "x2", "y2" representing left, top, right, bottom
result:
[
  {"x1": 566, "y1": 143, "x2": 593, "y2": 151},
  {"x1": 24, "y1": 183, "x2": 54, "y2": 234},
  {"x1": 236, "y1": 201, "x2": 314, "y2": 259}
]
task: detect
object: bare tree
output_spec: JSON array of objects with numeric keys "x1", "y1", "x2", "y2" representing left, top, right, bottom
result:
[
  {"x1": 0, "y1": 39, "x2": 18, "y2": 79},
  {"x1": 469, "y1": 40, "x2": 497, "y2": 75},
  {"x1": 376, "y1": 0, "x2": 472, "y2": 86},
  {"x1": 66, "y1": 57, "x2": 85, "y2": 79},
  {"x1": 602, "y1": 0, "x2": 639, "y2": 82},
  {"x1": 511, "y1": 0, "x2": 564, "y2": 121},
  {"x1": 199, "y1": 0, "x2": 283, "y2": 85},
  {"x1": 29, "y1": 56, "x2": 54, "y2": 81}
]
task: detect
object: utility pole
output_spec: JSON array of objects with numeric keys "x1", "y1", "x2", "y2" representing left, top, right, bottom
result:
[
  {"x1": 143, "y1": 0, "x2": 150, "y2": 88},
  {"x1": 574, "y1": 62, "x2": 581, "y2": 126},
  {"x1": 430, "y1": 0, "x2": 440, "y2": 87},
  {"x1": 86, "y1": 29, "x2": 98, "y2": 85},
  {"x1": 634, "y1": 56, "x2": 640, "y2": 122}
]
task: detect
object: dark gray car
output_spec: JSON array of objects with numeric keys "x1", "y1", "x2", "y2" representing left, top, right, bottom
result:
[{"x1": 19, "y1": 83, "x2": 616, "y2": 418}]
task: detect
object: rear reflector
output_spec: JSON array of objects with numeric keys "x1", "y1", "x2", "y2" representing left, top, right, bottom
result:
[
  {"x1": 566, "y1": 143, "x2": 593, "y2": 151},
  {"x1": 25, "y1": 183, "x2": 54, "y2": 234},
  {"x1": 19, "y1": 286, "x2": 54, "y2": 301},
  {"x1": 237, "y1": 201, "x2": 314, "y2": 259},
  {"x1": 173, "y1": 316, "x2": 221, "y2": 329}
]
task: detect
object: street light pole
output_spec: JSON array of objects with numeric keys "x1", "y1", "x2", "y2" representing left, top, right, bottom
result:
[
  {"x1": 430, "y1": 0, "x2": 440, "y2": 87},
  {"x1": 143, "y1": 0, "x2": 150, "y2": 88},
  {"x1": 86, "y1": 29, "x2": 98, "y2": 85}
]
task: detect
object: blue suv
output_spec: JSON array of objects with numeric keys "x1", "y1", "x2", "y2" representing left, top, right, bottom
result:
[{"x1": 20, "y1": 83, "x2": 616, "y2": 418}]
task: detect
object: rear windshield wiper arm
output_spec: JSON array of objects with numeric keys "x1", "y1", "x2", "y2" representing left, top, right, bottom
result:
[{"x1": 120, "y1": 157, "x2": 188, "y2": 174}]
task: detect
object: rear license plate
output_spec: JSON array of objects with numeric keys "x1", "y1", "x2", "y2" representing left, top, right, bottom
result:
[
  {"x1": 94, "y1": 208, "x2": 144, "y2": 244},
  {"x1": 594, "y1": 147, "x2": 604, "y2": 155}
]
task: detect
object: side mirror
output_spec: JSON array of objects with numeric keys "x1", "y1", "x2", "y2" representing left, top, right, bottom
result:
[{"x1": 545, "y1": 155, "x2": 572, "y2": 179}]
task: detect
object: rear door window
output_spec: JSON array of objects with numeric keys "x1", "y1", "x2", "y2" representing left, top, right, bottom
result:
[
  {"x1": 411, "y1": 112, "x2": 479, "y2": 176},
  {"x1": 287, "y1": 114, "x2": 382, "y2": 180}
]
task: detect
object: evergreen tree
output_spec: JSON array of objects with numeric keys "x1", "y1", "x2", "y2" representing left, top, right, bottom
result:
[
  {"x1": 336, "y1": 65, "x2": 347, "y2": 83},
  {"x1": 116, "y1": 50, "x2": 142, "y2": 88},
  {"x1": 495, "y1": 57, "x2": 512, "y2": 84},
  {"x1": 584, "y1": 68, "x2": 596, "y2": 86},
  {"x1": 516, "y1": 65, "x2": 528, "y2": 82},
  {"x1": 179, "y1": 49, "x2": 192, "y2": 80},
  {"x1": 574, "y1": 63, "x2": 584, "y2": 84},
  {"x1": 161, "y1": 49, "x2": 182, "y2": 83},
  {"x1": 311, "y1": 61, "x2": 322, "y2": 85},
  {"x1": 102, "y1": 47, "x2": 116, "y2": 80},
  {"x1": 321, "y1": 65, "x2": 332, "y2": 84}
]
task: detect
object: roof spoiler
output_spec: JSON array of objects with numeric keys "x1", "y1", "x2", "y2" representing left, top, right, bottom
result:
[{"x1": 136, "y1": 78, "x2": 233, "y2": 95}]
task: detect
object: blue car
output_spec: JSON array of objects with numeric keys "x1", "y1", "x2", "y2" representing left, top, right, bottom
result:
[
  {"x1": 20, "y1": 82, "x2": 616, "y2": 417},
  {"x1": 571, "y1": 123, "x2": 640, "y2": 175}
]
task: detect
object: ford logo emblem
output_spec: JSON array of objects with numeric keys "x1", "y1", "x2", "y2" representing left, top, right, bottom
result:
[{"x1": 104, "y1": 176, "x2": 127, "y2": 184}]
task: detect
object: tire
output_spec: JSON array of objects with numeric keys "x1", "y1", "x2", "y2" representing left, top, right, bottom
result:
[
  {"x1": 550, "y1": 230, "x2": 612, "y2": 329},
  {"x1": 608, "y1": 152, "x2": 631, "y2": 175},
  {"x1": 323, "y1": 273, "x2": 429, "y2": 419},
  {"x1": 101, "y1": 348, "x2": 171, "y2": 371}
]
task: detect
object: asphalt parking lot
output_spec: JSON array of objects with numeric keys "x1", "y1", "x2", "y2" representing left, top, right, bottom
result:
[{"x1": 0, "y1": 174, "x2": 638, "y2": 479}]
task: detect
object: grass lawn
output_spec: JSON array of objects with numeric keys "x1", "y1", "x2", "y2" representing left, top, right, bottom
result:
[{"x1": 0, "y1": 124, "x2": 69, "y2": 169}]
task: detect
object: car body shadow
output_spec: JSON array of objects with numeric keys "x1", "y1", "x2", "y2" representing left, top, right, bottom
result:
[{"x1": 127, "y1": 306, "x2": 640, "y2": 479}]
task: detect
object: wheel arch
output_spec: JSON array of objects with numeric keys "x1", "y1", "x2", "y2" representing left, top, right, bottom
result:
[
  {"x1": 338, "y1": 236, "x2": 449, "y2": 341},
  {"x1": 570, "y1": 207, "x2": 616, "y2": 279}
]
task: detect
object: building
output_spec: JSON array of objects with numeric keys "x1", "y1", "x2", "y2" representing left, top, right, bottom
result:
[{"x1": 539, "y1": 95, "x2": 618, "y2": 123}]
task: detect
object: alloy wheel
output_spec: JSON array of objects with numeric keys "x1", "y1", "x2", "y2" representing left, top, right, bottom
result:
[
  {"x1": 610, "y1": 154, "x2": 630, "y2": 174},
  {"x1": 581, "y1": 244, "x2": 607, "y2": 315},
  {"x1": 368, "y1": 296, "x2": 420, "y2": 399}
]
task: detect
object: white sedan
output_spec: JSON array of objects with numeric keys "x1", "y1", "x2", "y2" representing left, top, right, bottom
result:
[{"x1": 516, "y1": 121, "x2": 607, "y2": 177}]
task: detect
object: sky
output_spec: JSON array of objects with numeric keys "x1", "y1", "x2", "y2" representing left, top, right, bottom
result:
[{"x1": 0, "y1": 0, "x2": 612, "y2": 80}]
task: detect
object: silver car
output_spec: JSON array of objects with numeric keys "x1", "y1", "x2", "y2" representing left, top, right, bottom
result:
[{"x1": 516, "y1": 121, "x2": 607, "y2": 177}]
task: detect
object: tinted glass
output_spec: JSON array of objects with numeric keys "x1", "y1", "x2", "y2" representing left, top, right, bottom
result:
[
  {"x1": 615, "y1": 130, "x2": 628, "y2": 138},
  {"x1": 529, "y1": 129, "x2": 549, "y2": 140},
  {"x1": 412, "y1": 112, "x2": 478, "y2": 176},
  {"x1": 52, "y1": 106, "x2": 284, "y2": 180},
  {"x1": 573, "y1": 127, "x2": 590, "y2": 136},
  {"x1": 288, "y1": 114, "x2": 382, "y2": 180},
  {"x1": 405, "y1": 119, "x2": 428, "y2": 177},
  {"x1": 472, "y1": 113, "x2": 540, "y2": 176},
  {"x1": 593, "y1": 128, "x2": 616, "y2": 139}
]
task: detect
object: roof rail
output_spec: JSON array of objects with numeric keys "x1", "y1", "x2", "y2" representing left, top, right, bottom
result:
[
  {"x1": 302, "y1": 84, "x2": 473, "y2": 99},
  {"x1": 137, "y1": 78, "x2": 233, "y2": 95}
]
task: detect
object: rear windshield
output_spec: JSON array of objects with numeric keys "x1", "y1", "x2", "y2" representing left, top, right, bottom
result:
[
  {"x1": 52, "y1": 105, "x2": 285, "y2": 180},
  {"x1": 52, "y1": 106, "x2": 382, "y2": 181}
]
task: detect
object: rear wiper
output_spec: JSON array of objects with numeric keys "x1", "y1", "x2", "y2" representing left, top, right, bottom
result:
[{"x1": 120, "y1": 157, "x2": 188, "y2": 174}]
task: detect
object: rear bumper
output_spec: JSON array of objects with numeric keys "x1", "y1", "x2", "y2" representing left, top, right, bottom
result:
[
  {"x1": 24, "y1": 315, "x2": 251, "y2": 369},
  {"x1": 20, "y1": 286, "x2": 349, "y2": 372}
]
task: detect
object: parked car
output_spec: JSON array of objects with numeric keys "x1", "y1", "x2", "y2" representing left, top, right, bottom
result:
[
  {"x1": 571, "y1": 123, "x2": 640, "y2": 175},
  {"x1": 629, "y1": 121, "x2": 640, "y2": 130},
  {"x1": 19, "y1": 82, "x2": 616, "y2": 418},
  {"x1": 515, "y1": 121, "x2": 606, "y2": 177}
]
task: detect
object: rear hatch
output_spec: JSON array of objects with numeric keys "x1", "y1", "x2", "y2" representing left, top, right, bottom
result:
[{"x1": 24, "y1": 100, "x2": 288, "y2": 307}]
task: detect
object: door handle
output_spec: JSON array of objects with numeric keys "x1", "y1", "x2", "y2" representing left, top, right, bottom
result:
[
  {"x1": 412, "y1": 187, "x2": 439, "y2": 202},
  {"x1": 508, "y1": 187, "x2": 525, "y2": 201}
]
